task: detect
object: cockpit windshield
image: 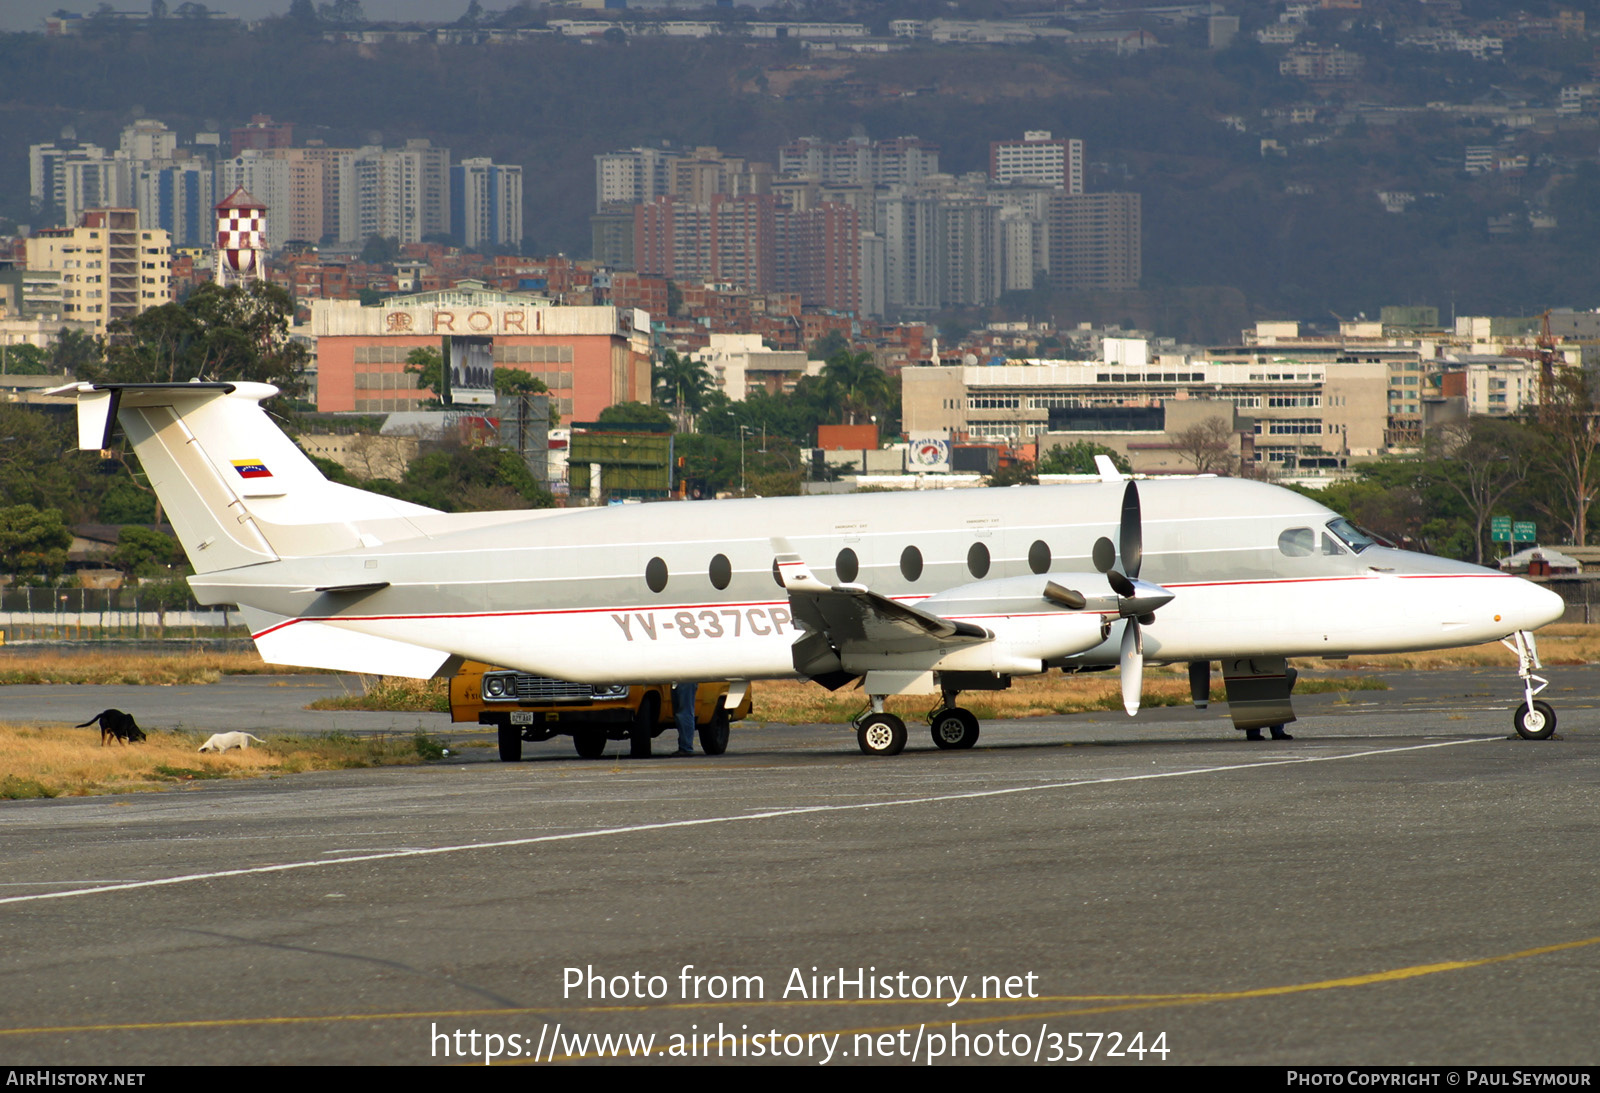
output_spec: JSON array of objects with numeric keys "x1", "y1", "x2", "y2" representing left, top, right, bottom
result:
[{"x1": 1326, "y1": 517, "x2": 1374, "y2": 554}]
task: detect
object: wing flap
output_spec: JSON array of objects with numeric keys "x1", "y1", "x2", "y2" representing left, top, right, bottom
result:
[{"x1": 774, "y1": 546, "x2": 988, "y2": 655}]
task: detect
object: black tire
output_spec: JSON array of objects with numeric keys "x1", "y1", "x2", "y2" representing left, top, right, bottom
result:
[
  {"x1": 630, "y1": 693, "x2": 659, "y2": 758},
  {"x1": 929, "y1": 707, "x2": 979, "y2": 750},
  {"x1": 1514, "y1": 700, "x2": 1557, "y2": 740},
  {"x1": 497, "y1": 721, "x2": 523, "y2": 762},
  {"x1": 857, "y1": 713, "x2": 907, "y2": 756},
  {"x1": 699, "y1": 706, "x2": 730, "y2": 756},
  {"x1": 573, "y1": 728, "x2": 607, "y2": 758}
]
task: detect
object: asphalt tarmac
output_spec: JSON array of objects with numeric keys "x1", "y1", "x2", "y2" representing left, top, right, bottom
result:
[{"x1": 3, "y1": 663, "x2": 1599, "y2": 1066}]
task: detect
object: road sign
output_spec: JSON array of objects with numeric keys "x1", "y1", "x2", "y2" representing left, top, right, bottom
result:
[
  {"x1": 1491, "y1": 516, "x2": 1512, "y2": 541},
  {"x1": 1514, "y1": 521, "x2": 1537, "y2": 543}
]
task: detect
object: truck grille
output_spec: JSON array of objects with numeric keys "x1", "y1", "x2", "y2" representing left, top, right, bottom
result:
[{"x1": 482, "y1": 672, "x2": 628, "y2": 703}]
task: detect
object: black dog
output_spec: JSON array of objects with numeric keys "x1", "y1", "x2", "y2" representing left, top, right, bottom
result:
[{"x1": 75, "y1": 709, "x2": 147, "y2": 747}]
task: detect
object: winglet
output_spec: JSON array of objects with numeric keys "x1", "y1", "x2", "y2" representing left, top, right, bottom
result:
[{"x1": 1094, "y1": 455, "x2": 1126, "y2": 483}]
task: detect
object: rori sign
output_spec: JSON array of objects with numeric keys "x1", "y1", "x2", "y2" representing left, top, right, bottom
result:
[{"x1": 383, "y1": 308, "x2": 545, "y2": 335}]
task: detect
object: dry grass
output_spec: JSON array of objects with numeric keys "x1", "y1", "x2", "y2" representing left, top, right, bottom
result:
[
  {"x1": 306, "y1": 675, "x2": 449, "y2": 713},
  {"x1": 0, "y1": 723, "x2": 446, "y2": 799},
  {"x1": 0, "y1": 650, "x2": 324, "y2": 686},
  {"x1": 1336, "y1": 625, "x2": 1600, "y2": 669}
]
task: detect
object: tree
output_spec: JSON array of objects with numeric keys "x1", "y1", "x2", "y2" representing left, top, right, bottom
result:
[
  {"x1": 597, "y1": 401, "x2": 672, "y2": 428},
  {"x1": 50, "y1": 327, "x2": 102, "y2": 376},
  {"x1": 1170, "y1": 417, "x2": 1238, "y2": 475},
  {"x1": 808, "y1": 330, "x2": 850, "y2": 361},
  {"x1": 85, "y1": 282, "x2": 308, "y2": 395},
  {"x1": 0, "y1": 402, "x2": 109, "y2": 525},
  {"x1": 1535, "y1": 369, "x2": 1600, "y2": 546},
  {"x1": 821, "y1": 350, "x2": 893, "y2": 428},
  {"x1": 1424, "y1": 417, "x2": 1541, "y2": 565},
  {"x1": 392, "y1": 443, "x2": 552, "y2": 512},
  {"x1": 360, "y1": 234, "x2": 399, "y2": 263},
  {"x1": 0, "y1": 505, "x2": 73, "y2": 584},
  {"x1": 0, "y1": 344, "x2": 50, "y2": 375},
  {"x1": 987, "y1": 461, "x2": 1039, "y2": 487},
  {"x1": 1037, "y1": 441, "x2": 1129, "y2": 475},
  {"x1": 111, "y1": 526, "x2": 187, "y2": 577},
  {"x1": 406, "y1": 348, "x2": 547, "y2": 410},
  {"x1": 404, "y1": 346, "x2": 445, "y2": 403},
  {"x1": 653, "y1": 350, "x2": 714, "y2": 430}
]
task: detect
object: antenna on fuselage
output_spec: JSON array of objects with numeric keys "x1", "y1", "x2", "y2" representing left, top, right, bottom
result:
[{"x1": 1093, "y1": 455, "x2": 1125, "y2": 483}]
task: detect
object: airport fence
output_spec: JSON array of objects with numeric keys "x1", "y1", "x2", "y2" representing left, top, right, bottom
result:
[{"x1": 0, "y1": 587, "x2": 247, "y2": 643}]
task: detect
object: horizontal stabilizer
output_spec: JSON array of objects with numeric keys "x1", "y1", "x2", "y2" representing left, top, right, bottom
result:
[{"x1": 240, "y1": 607, "x2": 460, "y2": 679}]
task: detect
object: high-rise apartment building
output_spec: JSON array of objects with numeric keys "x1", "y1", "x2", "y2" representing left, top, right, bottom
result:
[
  {"x1": 29, "y1": 139, "x2": 113, "y2": 219},
  {"x1": 130, "y1": 157, "x2": 215, "y2": 248},
  {"x1": 336, "y1": 140, "x2": 450, "y2": 246},
  {"x1": 230, "y1": 114, "x2": 294, "y2": 157},
  {"x1": 452, "y1": 158, "x2": 523, "y2": 250},
  {"x1": 1048, "y1": 192, "x2": 1141, "y2": 291},
  {"x1": 120, "y1": 119, "x2": 179, "y2": 162},
  {"x1": 989, "y1": 130, "x2": 1083, "y2": 193},
  {"x1": 25, "y1": 208, "x2": 170, "y2": 335},
  {"x1": 778, "y1": 135, "x2": 940, "y2": 187},
  {"x1": 595, "y1": 146, "x2": 679, "y2": 211}
]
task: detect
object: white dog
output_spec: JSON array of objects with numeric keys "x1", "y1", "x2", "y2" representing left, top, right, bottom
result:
[{"x1": 198, "y1": 732, "x2": 265, "y2": 753}]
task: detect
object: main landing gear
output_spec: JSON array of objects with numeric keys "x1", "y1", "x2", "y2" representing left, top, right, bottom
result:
[
  {"x1": 1503, "y1": 629, "x2": 1557, "y2": 740},
  {"x1": 853, "y1": 687, "x2": 983, "y2": 755},
  {"x1": 854, "y1": 692, "x2": 910, "y2": 756}
]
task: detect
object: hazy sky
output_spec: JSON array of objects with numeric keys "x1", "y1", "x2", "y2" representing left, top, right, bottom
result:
[{"x1": 0, "y1": 2, "x2": 477, "y2": 34}]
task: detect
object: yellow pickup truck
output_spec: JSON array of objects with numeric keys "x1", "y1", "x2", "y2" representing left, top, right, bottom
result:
[{"x1": 450, "y1": 662, "x2": 752, "y2": 761}]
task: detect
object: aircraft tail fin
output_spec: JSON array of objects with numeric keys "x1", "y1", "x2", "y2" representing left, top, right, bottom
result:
[{"x1": 54, "y1": 381, "x2": 437, "y2": 574}]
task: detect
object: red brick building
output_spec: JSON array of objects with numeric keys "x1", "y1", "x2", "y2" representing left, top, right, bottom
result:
[{"x1": 310, "y1": 285, "x2": 652, "y2": 421}]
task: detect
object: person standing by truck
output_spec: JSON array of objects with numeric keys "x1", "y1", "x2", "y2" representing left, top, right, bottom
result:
[{"x1": 670, "y1": 681, "x2": 698, "y2": 756}]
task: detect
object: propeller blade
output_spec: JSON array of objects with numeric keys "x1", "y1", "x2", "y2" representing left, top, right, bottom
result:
[
  {"x1": 1119, "y1": 479, "x2": 1142, "y2": 579},
  {"x1": 1106, "y1": 569, "x2": 1136, "y2": 599},
  {"x1": 1120, "y1": 620, "x2": 1144, "y2": 715}
]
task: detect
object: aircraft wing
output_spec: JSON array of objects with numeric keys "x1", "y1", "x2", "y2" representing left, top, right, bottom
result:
[{"x1": 773, "y1": 547, "x2": 989, "y2": 655}]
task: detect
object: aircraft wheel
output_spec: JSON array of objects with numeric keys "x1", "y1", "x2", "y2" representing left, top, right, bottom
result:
[
  {"x1": 699, "y1": 705, "x2": 730, "y2": 755},
  {"x1": 857, "y1": 713, "x2": 907, "y2": 756},
  {"x1": 497, "y1": 722, "x2": 523, "y2": 762},
  {"x1": 573, "y1": 728, "x2": 607, "y2": 758},
  {"x1": 929, "y1": 707, "x2": 980, "y2": 750},
  {"x1": 1514, "y1": 700, "x2": 1557, "y2": 741}
]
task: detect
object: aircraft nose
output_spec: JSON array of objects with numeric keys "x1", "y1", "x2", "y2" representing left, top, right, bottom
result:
[{"x1": 1506, "y1": 578, "x2": 1565, "y2": 631}]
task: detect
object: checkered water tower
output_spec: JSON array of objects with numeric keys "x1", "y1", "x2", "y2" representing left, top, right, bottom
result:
[{"x1": 214, "y1": 186, "x2": 266, "y2": 287}]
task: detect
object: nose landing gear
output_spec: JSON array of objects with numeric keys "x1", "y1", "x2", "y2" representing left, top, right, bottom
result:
[{"x1": 1502, "y1": 629, "x2": 1557, "y2": 740}]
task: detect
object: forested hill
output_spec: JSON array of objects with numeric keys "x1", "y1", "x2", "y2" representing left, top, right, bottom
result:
[{"x1": 3, "y1": 11, "x2": 1598, "y2": 329}]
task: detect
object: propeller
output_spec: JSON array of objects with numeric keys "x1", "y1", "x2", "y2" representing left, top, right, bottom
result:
[{"x1": 1091, "y1": 480, "x2": 1167, "y2": 716}]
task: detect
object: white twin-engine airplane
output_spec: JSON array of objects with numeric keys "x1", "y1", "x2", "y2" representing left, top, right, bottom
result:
[{"x1": 56, "y1": 380, "x2": 1566, "y2": 756}]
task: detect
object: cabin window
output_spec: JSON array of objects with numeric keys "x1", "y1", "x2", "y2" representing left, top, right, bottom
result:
[
  {"x1": 1028, "y1": 540, "x2": 1052, "y2": 575},
  {"x1": 645, "y1": 556, "x2": 669, "y2": 592},
  {"x1": 835, "y1": 548, "x2": 860, "y2": 583},
  {"x1": 967, "y1": 542, "x2": 990, "y2": 579},
  {"x1": 709, "y1": 553, "x2": 732, "y2": 590},
  {"x1": 900, "y1": 545, "x2": 923, "y2": 582},
  {"x1": 1278, "y1": 528, "x2": 1314, "y2": 557}
]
